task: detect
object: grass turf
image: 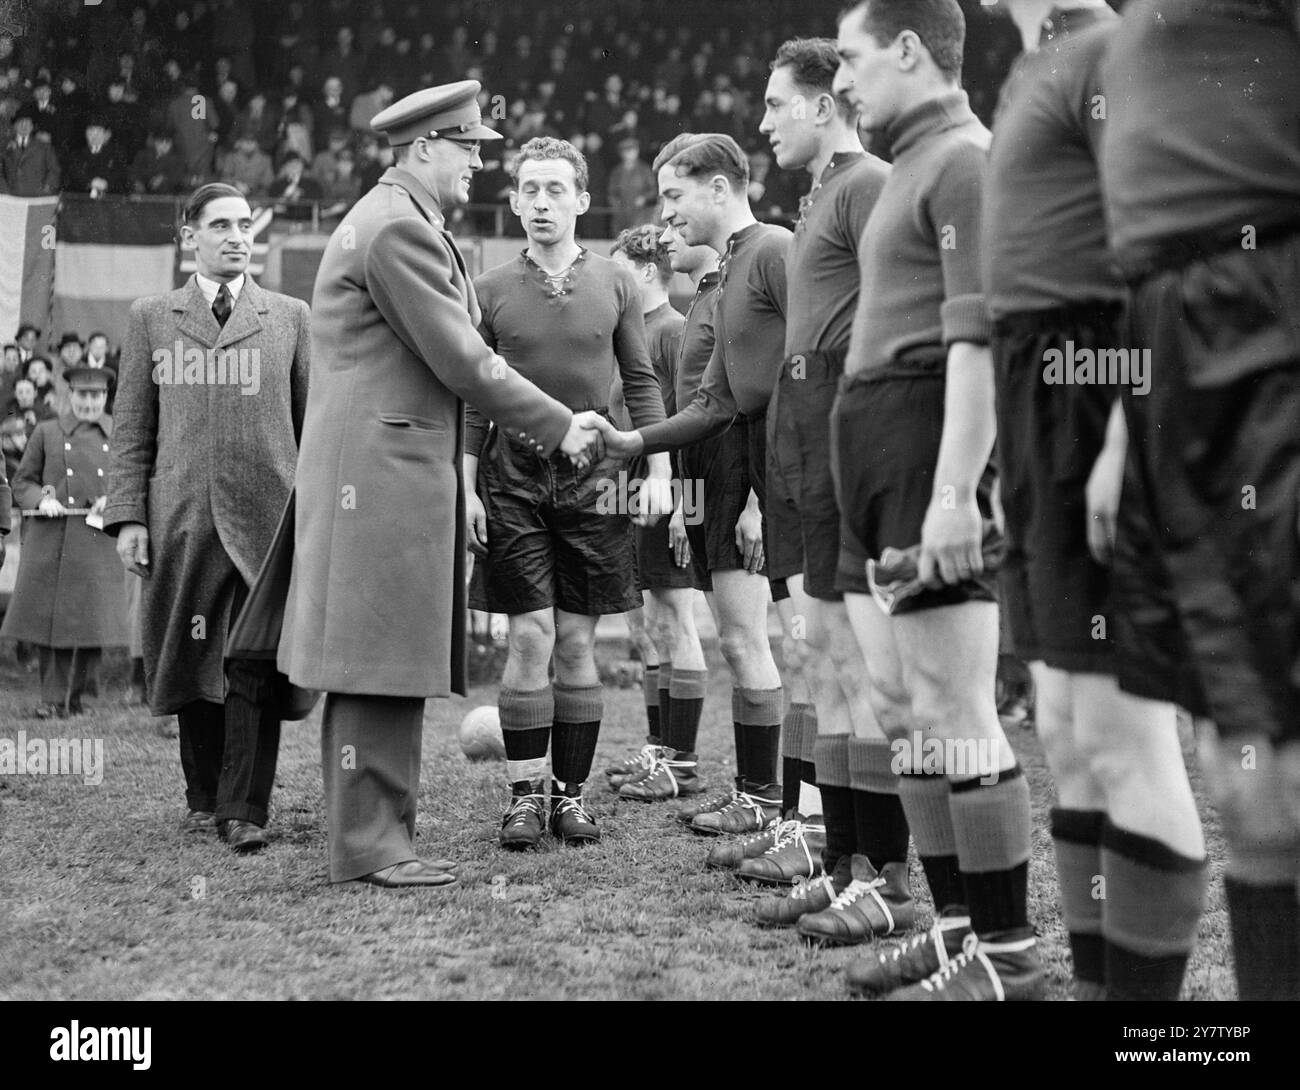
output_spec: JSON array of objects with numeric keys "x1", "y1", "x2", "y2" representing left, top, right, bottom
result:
[{"x1": 0, "y1": 642, "x2": 1234, "y2": 1000}]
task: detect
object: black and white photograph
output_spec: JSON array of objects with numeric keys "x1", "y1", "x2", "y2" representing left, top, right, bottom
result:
[{"x1": 0, "y1": 0, "x2": 1294, "y2": 1051}]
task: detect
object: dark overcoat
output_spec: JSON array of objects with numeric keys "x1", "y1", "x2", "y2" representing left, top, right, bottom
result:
[
  {"x1": 1, "y1": 412, "x2": 128, "y2": 647},
  {"x1": 104, "y1": 276, "x2": 309, "y2": 714},
  {"x1": 278, "y1": 165, "x2": 572, "y2": 697}
]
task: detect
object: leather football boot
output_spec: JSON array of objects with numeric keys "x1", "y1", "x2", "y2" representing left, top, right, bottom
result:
[
  {"x1": 753, "y1": 855, "x2": 853, "y2": 928},
  {"x1": 500, "y1": 780, "x2": 547, "y2": 850},
  {"x1": 549, "y1": 781, "x2": 600, "y2": 846},
  {"x1": 690, "y1": 782, "x2": 781, "y2": 836},
  {"x1": 885, "y1": 930, "x2": 1046, "y2": 1001},
  {"x1": 735, "y1": 816, "x2": 825, "y2": 885},
  {"x1": 846, "y1": 911, "x2": 973, "y2": 995},
  {"x1": 797, "y1": 856, "x2": 915, "y2": 946}
]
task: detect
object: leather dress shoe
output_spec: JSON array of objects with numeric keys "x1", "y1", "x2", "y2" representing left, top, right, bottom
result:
[
  {"x1": 219, "y1": 819, "x2": 269, "y2": 853},
  {"x1": 357, "y1": 860, "x2": 460, "y2": 888},
  {"x1": 180, "y1": 809, "x2": 218, "y2": 833}
]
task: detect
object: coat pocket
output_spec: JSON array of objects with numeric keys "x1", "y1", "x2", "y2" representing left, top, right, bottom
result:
[{"x1": 379, "y1": 413, "x2": 449, "y2": 434}]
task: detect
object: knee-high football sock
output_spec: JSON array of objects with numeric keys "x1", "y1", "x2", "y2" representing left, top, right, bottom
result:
[
  {"x1": 799, "y1": 706, "x2": 819, "y2": 787},
  {"x1": 1050, "y1": 808, "x2": 1106, "y2": 992},
  {"x1": 500, "y1": 686, "x2": 553, "y2": 786},
  {"x1": 781, "y1": 702, "x2": 814, "y2": 814},
  {"x1": 641, "y1": 666, "x2": 661, "y2": 745},
  {"x1": 848, "y1": 737, "x2": 910, "y2": 874},
  {"x1": 948, "y1": 766, "x2": 1033, "y2": 938},
  {"x1": 666, "y1": 666, "x2": 707, "y2": 754},
  {"x1": 551, "y1": 682, "x2": 603, "y2": 788},
  {"x1": 1101, "y1": 818, "x2": 1208, "y2": 1001},
  {"x1": 898, "y1": 771, "x2": 966, "y2": 915},
  {"x1": 812, "y1": 734, "x2": 854, "y2": 875},
  {"x1": 734, "y1": 686, "x2": 782, "y2": 791}
]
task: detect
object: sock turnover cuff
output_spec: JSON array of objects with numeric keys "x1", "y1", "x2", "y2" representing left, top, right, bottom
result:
[
  {"x1": 553, "y1": 682, "x2": 603, "y2": 724},
  {"x1": 498, "y1": 686, "x2": 555, "y2": 732},
  {"x1": 733, "y1": 685, "x2": 783, "y2": 727},
  {"x1": 1051, "y1": 807, "x2": 1106, "y2": 847},
  {"x1": 668, "y1": 666, "x2": 708, "y2": 700},
  {"x1": 812, "y1": 733, "x2": 852, "y2": 788},
  {"x1": 948, "y1": 772, "x2": 1032, "y2": 873},
  {"x1": 848, "y1": 736, "x2": 899, "y2": 795}
]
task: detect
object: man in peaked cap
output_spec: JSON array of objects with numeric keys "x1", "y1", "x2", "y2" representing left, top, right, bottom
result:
[{"x1": 278, "y1": 81, "x2": 607, "y2": 889}]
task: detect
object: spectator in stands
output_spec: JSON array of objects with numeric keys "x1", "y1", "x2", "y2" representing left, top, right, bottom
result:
[
  {"x1": 0, "y1": 110, "x2": 60, "y2": 196},
  {"x1": 56, "y1": 70, "x2": 91, "y2": 142},
  {"x1": 230, "y1": 89, "x2": 279, "y2": 157},
  {"x1": 213, "y1": 79, "x2": 241, "y2": 149},
  {"x1": 29, "y1": 79, "x2": 60, "y2": 144},
  {"x1": 84, "y1": 332, "x2": 113, "y2": 371},
  {"x1": 15, "y1": 325, "x2": 39, "y2": 367},
  {"x1": 211, "y1": 0, "x2": 258, "y2": 91},
  {"x1": 319, "y1": 26, "x2": 365, "y2": 103},
  {"x1": 277, "y1": 87, "x2": 315, "y2": 164},
  {"x1": 220, "y1": 133, "x2": 274, "y2": 199},
  {"x1": 111, "y1": 52, "x2": 145, "y2": 105},
  {"x1": 349, "y1": 81, "x2": 394, "y2": 136},
  {"x1": 99, "y1": 77, "x2": 146, "y2": 161},
  {"x1": 319, "y1": 146, "x2": 360, "y2": 219},
  {"x1": 166, "y1": 70, "x2": 217, "y2": 184},
  {"x1": 24, "y1": 356, "x2": 57, "y2": 411},
  {"x1": 57, "y1": 333, "x2": 83, "y2": 376},
  {"x1": 316, "y1": 76, "x2": 349, "y2": 137},
  {"x1": 273, "y1": 2, "x2": 319, "y2": 85},
  {"x1": 130, "y1": 129, "x2": 187, "y2": 194},
  {"x1": 64, "y1": 117, "x2": 129, "y2": 198},
  {"x1": 311, "y1": 127, "x2": 352, "y2": 190},
  {"x1": 268, "y1": 151, "x2": 322, "y2": 220},
  {"x1": 607, "y1": 136, "x2": 656, "y2": 233},
  {"x1": 0, "y1": 343, "x2": 18, "y2": 406},
  {"x1": 355, "y1": 131, "x2": 390, "y2": 194}
]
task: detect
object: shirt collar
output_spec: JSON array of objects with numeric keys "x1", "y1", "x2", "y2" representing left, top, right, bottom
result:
[
  {"x1": 886, "y1": 90, "x2": 975, "y2": 160},
  {"x1": 195, "y1": 272, "x2": 245, "y2": 305}
]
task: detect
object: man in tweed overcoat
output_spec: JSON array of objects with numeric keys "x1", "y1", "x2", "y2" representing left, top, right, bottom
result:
[{"x1": 105, "y1": 182, "x2": 310, "y2": 853}]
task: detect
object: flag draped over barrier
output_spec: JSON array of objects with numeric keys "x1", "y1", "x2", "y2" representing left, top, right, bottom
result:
[
  {"x1": 52, "y1": 196, "x2": 176, "y2": 349},
  {"x1": 0, "y1": 195, "x2": 58, "y2": 343}
]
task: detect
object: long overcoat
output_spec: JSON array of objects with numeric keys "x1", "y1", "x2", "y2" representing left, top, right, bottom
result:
[
  {"x1": 1, "y1": 412, "x2": 127, "y2": 647},
  {"x1": 104, "y1": 276, "x2": 309, "y2": 714},
  {"x1": 278, "y1": 165, "x2": 572, "y2": 697}
]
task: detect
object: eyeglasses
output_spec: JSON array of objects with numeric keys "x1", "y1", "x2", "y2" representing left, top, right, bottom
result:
[{"x1": 439, "y1": 138, "x2": 482, "y2": 155}]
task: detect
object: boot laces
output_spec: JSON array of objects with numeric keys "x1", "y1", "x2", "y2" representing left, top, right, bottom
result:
[
  {"x1": 505, "y1": 791, "x2": 546, "y2": 826},
  {"x1": 554, "y1": 793, "x2": 594, "y2": 824}
]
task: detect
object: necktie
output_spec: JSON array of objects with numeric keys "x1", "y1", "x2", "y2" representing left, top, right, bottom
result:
[{"x1": 212, "y1": 284, "x2": 233, "y2": 327}]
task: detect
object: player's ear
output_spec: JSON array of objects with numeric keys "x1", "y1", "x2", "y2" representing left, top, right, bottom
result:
[
  {"x1": 575, "y1": 189, "x2": 591, "y2": 215},
  {"x1": 508, "y1": 190, "x2": 522, "y2": 216}
]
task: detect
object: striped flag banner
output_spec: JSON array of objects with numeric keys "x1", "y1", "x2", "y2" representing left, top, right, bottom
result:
[
  {"x1": 53, "y1": 196, "x2": 176, "y2": 350},
  {"x1": 0, "y1": 195, "x2": 58, "y2": 343}
]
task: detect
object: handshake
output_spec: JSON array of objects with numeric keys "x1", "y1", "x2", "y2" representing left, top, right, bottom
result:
[{"x1": 559, "y1": 410, "x2": 644, "y2": 469}]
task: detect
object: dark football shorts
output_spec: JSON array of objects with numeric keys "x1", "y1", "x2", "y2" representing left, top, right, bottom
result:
[
  {"x1": 1117, "y1": 228, "x2": 1300, "y2": 741},
  {"x1": 470, "y1": 422, "x2": 640, "y2": 616},
  {"x1": 635, "y1": 514, "x2": 695, "y2": 592},
  {"x1": 831, "y1": 354, "x2": 1000, "y2": 613},
  {"x1": 768, "y1": 348, "x2": 848, "y2": 602},
  {"x1": 748, "y1": 407, "x2": 797, "y2": 602},
  {"x1": 992, "y1": 304, "x2": 1124, "y2": 675},
  {"x1": 677, "y1": 419, "x2": 753, "y2": 593}
]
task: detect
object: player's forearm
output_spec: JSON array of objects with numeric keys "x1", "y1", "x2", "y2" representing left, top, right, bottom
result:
[
  {"x1": 933, "y1": 341, "x2": 996, "y2": 501},
  {"x1": 638, "y1": 397, "x2": 731, "y2": 454},
  {"x1": 464, "y1": 453, "x2": 480, "y2": 493}
]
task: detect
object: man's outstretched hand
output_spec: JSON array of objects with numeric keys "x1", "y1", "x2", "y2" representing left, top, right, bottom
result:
[
  {"x1": 561, "y1": 411, "x2": 609, "y2": 469},
  {"x1": 578, "y1": 412, "x2": 644, "y2": 458}
]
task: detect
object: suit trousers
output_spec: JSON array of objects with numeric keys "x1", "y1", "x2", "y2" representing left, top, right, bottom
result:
[
  {"x1": 320, "y1": 692, "x2": 425, "y2": 882},
  {"x1": 176, "y1": 656, "x2": 281, "y2": 825}
]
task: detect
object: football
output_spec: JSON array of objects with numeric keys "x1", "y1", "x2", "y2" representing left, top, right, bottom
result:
[{"x1": 458, "y1": 705, "x2": 506, "y2": 761}]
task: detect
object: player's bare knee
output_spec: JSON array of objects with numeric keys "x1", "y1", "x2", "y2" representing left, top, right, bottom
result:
[{"x1": 507, "y1": 613, "x2": 555, "y2": 669}]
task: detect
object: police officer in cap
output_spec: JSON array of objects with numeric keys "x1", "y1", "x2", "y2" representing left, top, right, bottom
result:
[{"x1": 276, "y1": 81, "x2": 607, "y2": 888}]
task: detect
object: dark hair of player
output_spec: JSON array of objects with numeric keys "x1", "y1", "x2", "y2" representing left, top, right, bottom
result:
[
  {"x1": 611, "y1": 224, "x2": 674, "y2": 284},
  {"x1": 511, "y1": 136, "x2": 590, "y2": 193},
  {"x1": 771, "y1": 37, "x2": 856, "y2": 119},
  {"x1": 840, "y1": 0, "x2": 966, "y2": 81},
  {"x1": 653, "y1": 132, "x2": 749, "y2": 192}
]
